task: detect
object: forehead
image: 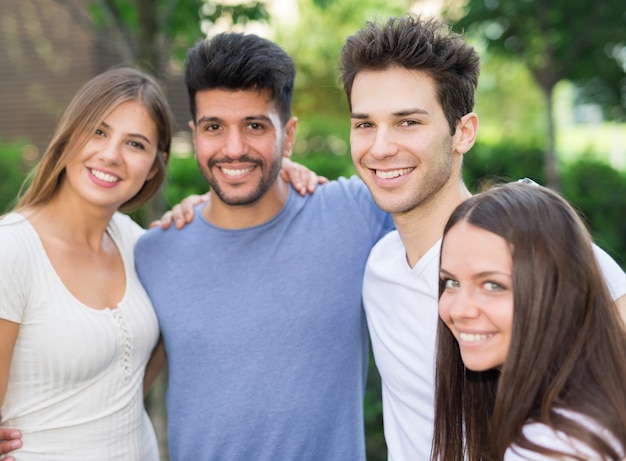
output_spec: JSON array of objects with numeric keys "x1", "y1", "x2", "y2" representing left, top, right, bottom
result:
[
  {"x1": 350, "y1": 67, "x2": 440, "y2": 115},
  {"x1": 194, "y1": 87, "x2": 278, "y2": 119},
  {"x1": 105, "y1": 100, "x2": 157, "y2": 132},
  {"x1": 442, "y1": 221, "x2": 512, "y2": 270}
]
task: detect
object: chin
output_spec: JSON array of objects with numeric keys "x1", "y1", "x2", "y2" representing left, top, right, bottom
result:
[{"x1": 461, "y1": 356, "x2": 502, "y2": 373}]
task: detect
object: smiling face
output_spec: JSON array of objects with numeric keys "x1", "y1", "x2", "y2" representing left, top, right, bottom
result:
[
  {"x1": 349, "y1": 67, "x2": 468, "y2": 216},
  {"x1": 439, "y1": 220, "x2": 514, "y2": 371},
  {"x1": 190, "y1": 88, "x2": 296, "y2": 208},
  {"x1": 61, "y1": 99, "x2": 160, "y2": 213}
]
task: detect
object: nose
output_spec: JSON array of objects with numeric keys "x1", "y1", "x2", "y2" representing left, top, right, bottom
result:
[
  {"x1": 442, "y1": 287, "x2": 480, "y2": 322},
  {"x1": 222, "y1": 129, "x2": 248, "y2": 159},
  {"x1": 369, "y1": 126, "x2": 399, "y2": 160},
  {"x1": 98, "y1": 139, "x2": 122, "y2": 164}
]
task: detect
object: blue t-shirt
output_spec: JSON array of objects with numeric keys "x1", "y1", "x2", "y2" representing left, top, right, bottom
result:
[{"x1": 135, "y1": 177, "x2": 393, "y2": 461}]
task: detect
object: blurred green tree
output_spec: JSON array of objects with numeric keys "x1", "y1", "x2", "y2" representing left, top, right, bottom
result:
[
  {"x1": 0, "y1": 139, "x2": 35, "y2": 214},
  {"x1": 443, "y1": 0, "x2": 626, "y2": 190},
  {"x1": 55, "y1": 0, "x2": 269, "y2": 73}
]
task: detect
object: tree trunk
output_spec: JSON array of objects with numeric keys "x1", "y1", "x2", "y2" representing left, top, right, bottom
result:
[{"x1": 542, "y1": 84, "x2": 561, "y2": 191}]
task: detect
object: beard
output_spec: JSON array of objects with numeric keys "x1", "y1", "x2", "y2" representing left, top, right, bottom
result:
[
  {"x1": 198, "y1": 154, "x2": 283, "y2": 206},
  {"x1": 369, "y1": 144, "x2": 455, "y2": 216}
]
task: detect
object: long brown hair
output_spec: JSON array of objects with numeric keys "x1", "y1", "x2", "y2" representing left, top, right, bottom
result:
[
  {"x1": 15, "y1": 66, "x2": 172, "y2": 213},
  {"x1": 432, "y1": 182, "x2": 626, "y2": 460}
]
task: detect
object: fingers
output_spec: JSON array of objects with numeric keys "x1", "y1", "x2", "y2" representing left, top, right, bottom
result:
[
  {"x1": 280, "y1": 168, "x2": 304, "y2": 195},
  {"x1": 170, "y1": 204, "x2": 187, "y2": 229},
  {"x1": 280, "y1": 158, "x2": 327, "y2": 196},
  {"x1": 153, "y1": 193, "x2": 209, "y2": 231},
  {"x1": 154, "y1": 211, "x2": 174, "y2": 230},
  {"x1": 0, "y1": 428, "x2": 22, "y2": 457},
  {"x1": 306, "y1": 174, "x2": 329, "y2": 193},
  {"x1": 177, "y1": 193, "x2": 209, "y2": 228}
]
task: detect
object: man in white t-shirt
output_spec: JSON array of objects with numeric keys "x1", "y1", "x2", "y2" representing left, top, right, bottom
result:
[{"x1": 338, "y1": 14, "x2": 626, "y2": 461}]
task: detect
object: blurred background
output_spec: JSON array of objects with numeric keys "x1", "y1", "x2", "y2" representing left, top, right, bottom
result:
[{"x1": 1, "y1": 1, "x2": 624, "y2": 459}]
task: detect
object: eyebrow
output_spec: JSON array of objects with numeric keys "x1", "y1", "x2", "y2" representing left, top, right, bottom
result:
[
  {"x1": 100, "y1": 121, "x2": 154, "y2": 145},
  {"x1": 439, "y1": 268, "x2": 512, "y2": 279},
  {"x1": 196, "y1": 115, "x2": 274, "y2": 125},
  {"x1": 350, "y1": 108, "x2": 430, "y2": 119}
]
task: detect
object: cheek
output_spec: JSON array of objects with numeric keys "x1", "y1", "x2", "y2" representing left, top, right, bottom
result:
[
  {"x1": 132, "y1": 154, "x2": 159, "y2": 181},
  {"x1": 489, "y1": 298, "x2": 514, "y2": 336},
  {"x1": 194, "y1": 135, "x2": 220, "y2": 157},
  {"x1": 349, "y1": 134, "x2": 367, "y2": 161}
]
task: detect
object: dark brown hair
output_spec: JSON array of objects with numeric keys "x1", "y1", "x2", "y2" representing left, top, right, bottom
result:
[{"x1": 432, "y1": 182, "x2": 626, "y2": 460}]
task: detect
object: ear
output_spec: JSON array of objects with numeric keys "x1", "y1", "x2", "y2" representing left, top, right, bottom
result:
[
  {"x1": 453, "y1": 112, "x2": 479, "y2": 156},
  {"x1": 282, "y1": 117, "x2": 298, "y2": 159}
]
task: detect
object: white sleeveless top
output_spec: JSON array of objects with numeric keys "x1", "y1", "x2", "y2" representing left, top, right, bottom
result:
[{"x1": 0, "y1": 212, "x2": 159, "y2": 460}]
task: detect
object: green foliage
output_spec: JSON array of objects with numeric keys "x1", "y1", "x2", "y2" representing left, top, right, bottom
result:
[
  {"x1": 202, "y1": 1, "x2": 269, "y2": 24},
  {"x1": 364, "y1": 353, "x2": 387, "y2": 461},
  {"x1": 166, "y1": 0, "x2": 206, "y2": 61},
  {"x1": 80, "y1": 0, "x2": 271, "y2": 67},
  {"x1": 162, "y1": 155, "x2": 208, "y2": 206},
  {"x1": 446, "y1": 0, "x2": 626, "y2": 120},
  {"x1": 292, "y1": 112, "x2": 356, "y2": 180},
  {"x1": 562, "y1": 158, "x2": 626, "y2": 267},
  {"x1": 463, "y1": 141, "x2": 546, "y2": 192},
  {"x1": 473, "y1": 51, "x2": 546, "y2": 146},
  {"x1": 0, "y1": 139, "x2": 32, "y2": 214},
  {"x1": 463, "y1": 141, "x2": 626, "y2": 267}
]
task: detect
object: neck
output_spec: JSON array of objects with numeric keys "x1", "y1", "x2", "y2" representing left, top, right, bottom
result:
[
  {"x1": 393, "y1": 181, "x2": 472, "y2": 268},
  {"x1": 24, "y1": 195, "x2": 115, "y2": 252},
  {"x1": 202, "y1": 178, "x2": 290, "y2": 229}
]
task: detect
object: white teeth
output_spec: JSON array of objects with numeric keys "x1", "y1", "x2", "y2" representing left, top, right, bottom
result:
[
  {"x1": 90, "y1": 168, "x2": 119, "y2": 183},
  {"x1": 375, "y1": 168, "x2": 413, "y2": 179},
  {"x1": 221, "y1": 166, "x2": 254, "y2": 177},
  {"x1": 459, "y1": 332, "x2": 493, "y2": 342}
]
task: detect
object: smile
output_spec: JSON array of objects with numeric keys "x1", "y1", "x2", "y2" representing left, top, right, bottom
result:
[
  {"x1": 458, "y1": 332, "x2": 494, "y2": 342},
  {"x1": 220, "y1": 166, "x2": 255, "y2": 177},
  {"x1": 375, "y1": 167, "x2": 414, "y2": 179},
  {"x1": 89, "y1": 168, "x2": 120, "y2": 183}
]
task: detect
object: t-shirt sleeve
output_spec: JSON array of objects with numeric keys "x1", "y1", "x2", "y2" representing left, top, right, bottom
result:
[
  {"x1": 341, "y1": 175, "x2": 395, "y2": 241},
  {"x1": 504, "y1": 424, "x2": 585, "y2": 460},
  {"x1": 504, "y1": 416, "x2": 620, "y2": 461},
  {"x1": 593, "y1": 243, "x2": 626, "y2": 301},
  {"x1": 0, "y1": 228, "x2": 29, "y2": 323}
]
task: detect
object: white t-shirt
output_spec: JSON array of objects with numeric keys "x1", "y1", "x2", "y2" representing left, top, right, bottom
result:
[
  {"x1": 363, "y1": 230, "x2": 626, "y2": 461},
  {"x1": 0, "y1": 212, "x2": 159, "y2": 461},
  {"x1": 505, "y1": 410, "x2": 624, "y2": 460}
]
